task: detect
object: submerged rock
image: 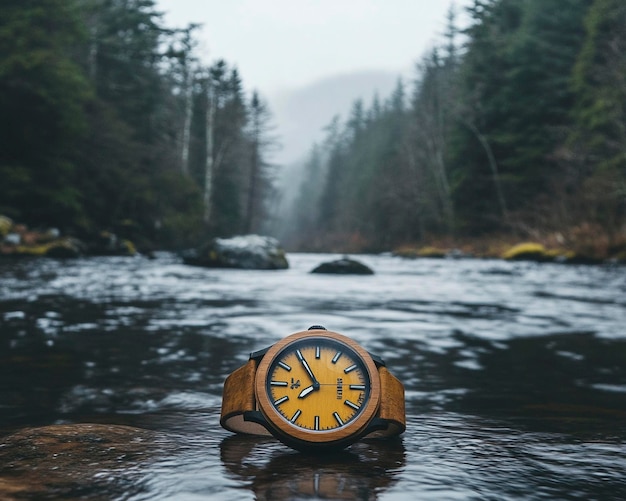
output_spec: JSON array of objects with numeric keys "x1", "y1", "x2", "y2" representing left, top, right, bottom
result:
[
  {"x1": 183, "y1": 234, "x2": 289, "y2": 270},
  {"x1": 311, "y1": 257, "x2": 374, "y2": 275},
  {"x1": 0, "y1": 424, "x2": 163, "y2": 499}
]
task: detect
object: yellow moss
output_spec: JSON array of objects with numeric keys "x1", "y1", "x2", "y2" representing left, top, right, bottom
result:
[
  {"x1": 393, "y1": 247, "x2": 418, "y2": 258},
  {"x1": 12, "y1": 239, "x2": 80, "y2": 257},
  {"x1": 0, "y1": 215, "x2": 12, "y2": 237},
  {"x1": 15, "y1": 243, "x2": 54, "y2": 256},
  {"x1": 393, "y1": 245, "x2": 446, "y2": 258},
  {"x1": 415, "y1": 246, "x2": 447, "y2": 258},
  {"x1": 122, "y1": 239, "x2": 137, "y2": 256},
  {"x1": 501, "y1": 242, "x2": 547, "y2": 260}
]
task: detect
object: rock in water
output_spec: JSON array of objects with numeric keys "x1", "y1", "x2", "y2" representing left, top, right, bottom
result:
[
  {"x1": 183, "y1": 234, "x2": 289, "y2": 270},
  {"x1": 0, "y1": 424, "x2": 164, "y2": 499},
  {"x1": 311, "y1": 257, "x2": 374, "y2": 275}
]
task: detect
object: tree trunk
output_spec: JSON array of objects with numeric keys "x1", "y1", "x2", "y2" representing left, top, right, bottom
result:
[
  {"x1": 245, "y1": 135, "x2": 259, "y2": 234},
  {"x1": 180, "y1": 65, "x2": 193, "y2": 176},
  {"x1": 204, "y1": 82, "x2": 215, "y2": 224},
  {"x1": 462, "y1": 118, "x2": 509, "y2": 222}
]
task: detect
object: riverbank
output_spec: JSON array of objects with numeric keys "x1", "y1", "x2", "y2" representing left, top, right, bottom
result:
[
  {"x1": 0, "y1": 215, "x2": 137, "y2": 258},
  {"x1": 392, "y1": 228, "x2": 626, "y2": 265},
  {"x1": 289, "y1": 226, "x2": 626, "y2": 265},
  {"x1": 4, "y1": 213, "x2": 625, "y2": 265}
]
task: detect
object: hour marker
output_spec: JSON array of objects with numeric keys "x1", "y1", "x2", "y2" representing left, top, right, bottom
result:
[
  {"x1": 278, "y1": 361, "x2": 291, "y2": 371},
  {"x1": 349, "y1": 384, "x2": 366, "y2": 391},
  {"x1": 315, "y1": 346, "x2": 320, "y2": 359},
  {"x1": 332, "y1": 351, "x2": 342, "y2": 364},
  {"x1": 345, "y1": 399, "x2": 360, "y2": 411},
  {"x1": 344, "y1": 364, "x2": 357, "y2": 373},
  {"x1": 270, "y1": 381, "x2": 288, "y2": 387},
  {"x1": 290, "y1": 409, "x2": 302, "y2": 423},
  {"x1": 333, "y1": 412, "x2": 344, "y2": 426},
  {"x1": 314, "y1": 416, "x2": 320, "y2": 430},
  {"x1": 274, "y1": 396, "x2": 289, "y2": 406}
]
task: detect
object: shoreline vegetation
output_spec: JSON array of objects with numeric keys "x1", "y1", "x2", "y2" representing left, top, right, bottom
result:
[
  {"x1": 0, "y1": 215, "x2": 136, "y2": 258},
  {"x1": 392, "y1": 236, "x2": 626, "y2": 265},
  {"x1": 3, "y1": 214, "x2": 625, "y2": 265}
]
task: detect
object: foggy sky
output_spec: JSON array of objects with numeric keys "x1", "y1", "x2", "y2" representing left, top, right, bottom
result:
[{"x1": 156, "y1": 0, "x2": 468, "y2": 164}]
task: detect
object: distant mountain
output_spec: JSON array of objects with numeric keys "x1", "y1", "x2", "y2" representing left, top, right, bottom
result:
[{"x1": 269, "y1": 69, "x2": 403, "y2": 166}]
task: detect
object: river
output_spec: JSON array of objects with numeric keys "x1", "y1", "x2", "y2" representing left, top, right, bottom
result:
[{"x1": 1, "y1": 253, "x2": 626, "y2": 500}]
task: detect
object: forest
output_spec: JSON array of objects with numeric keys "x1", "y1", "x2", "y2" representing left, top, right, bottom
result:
[
  {"x1": 1, "y1": 0, "x2": 276, "y2": 249},
  {"x1": 1, "y1": 0, "x2": 625, "y2": 258},
  {"x1": 284, "y1": 0, "x2": 626, "y2": 259}
]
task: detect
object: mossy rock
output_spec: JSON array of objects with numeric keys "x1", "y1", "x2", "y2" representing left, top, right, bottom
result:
[
  {"x1": 183, "y1": 235, "x2": 289, "y2": 270},
  {"x1": 415, "y1": 246, "x2": 447, "y2": 258},
  {"x1": 0, "y1": 215, "x2": 12, "y2": 237},
  {"x1": 122, "y1": 239, "x2": 137, "y2": 256},
  {"x1": 15, "y1": 244, "x2": 49, "y2": 256},
  {"x1": 392, "y1": 247, "x2": 420, "y2": 258},
  {"x1": 0, "y1": 424, "x2": 163, "y2": 499},
  {"x1": 502, "y1": 242, "x2": 551, "y2": 262},
  {"x1": 393, "y1": 246, "x2": 446, "y2": 258}
]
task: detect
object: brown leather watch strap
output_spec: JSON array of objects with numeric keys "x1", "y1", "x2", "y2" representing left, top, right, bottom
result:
[
  {"x1": 220, "y1": 357, "x2": 405, "y2": 439},
  {"x1": 364, "y1": 366, "x2": 406, "y2": 438},
  {"x1": 220, "y1": 359, "x2": 270, "y2": 436}
]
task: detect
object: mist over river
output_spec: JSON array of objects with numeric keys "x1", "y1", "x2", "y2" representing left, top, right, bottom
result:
[{"x1": 1, "y1": 253, "x2": 626, "y2": 500}]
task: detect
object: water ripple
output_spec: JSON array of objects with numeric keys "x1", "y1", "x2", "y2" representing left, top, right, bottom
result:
[{"x1": 1, "y1": 253, "x2": 626, "y2": 499}]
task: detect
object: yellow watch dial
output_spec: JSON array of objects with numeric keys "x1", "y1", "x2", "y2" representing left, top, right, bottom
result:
[{"x1": 266, "y1": 338, "x2": 370, "y2": 431}]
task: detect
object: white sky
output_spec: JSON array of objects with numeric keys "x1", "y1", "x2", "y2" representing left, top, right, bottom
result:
[{"x1": 156, "y1": 0, "x2": 469, "y2": 163}]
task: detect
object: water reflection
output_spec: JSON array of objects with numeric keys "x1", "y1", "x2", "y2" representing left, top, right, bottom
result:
[{"x1": 220, "y1": 435, "x2": 405, "y2": 500}]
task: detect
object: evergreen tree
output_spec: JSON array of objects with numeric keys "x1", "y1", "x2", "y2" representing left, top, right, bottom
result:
[
  {"x1": 244, "y1": 91, "x2": 277, "y2": 234},
  {"x1": 565, "y1": 0, "x2": 626, "y2": 240},
  {"x1": 0, "y1": 0, "x2": 90, "y2": 225},
  {"x1": 450, "y1": 0, "x2": 591, "y2": 232}
]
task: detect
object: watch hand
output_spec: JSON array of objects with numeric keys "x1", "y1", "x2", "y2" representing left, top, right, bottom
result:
[
  {"x1": 296, "y1": 349, "x2": 320, "y2": 388},
  {"x1": 298, "y1": 385, "x2": 316, "y2": 399}
]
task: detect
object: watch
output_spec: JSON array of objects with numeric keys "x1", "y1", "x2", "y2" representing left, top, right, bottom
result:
[{"x1": 220, "y1": 326, "x2": 405, "y2": 451}]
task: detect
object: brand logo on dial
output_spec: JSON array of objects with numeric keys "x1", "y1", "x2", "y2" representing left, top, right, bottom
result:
[{"x1": 336, "y1": 377, "x2": 343, "y2": 399}]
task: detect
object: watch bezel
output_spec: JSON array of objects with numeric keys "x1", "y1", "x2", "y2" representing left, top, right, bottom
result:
[{"x1": 254, "y1": 329, "x2": 381, "y2": 448}]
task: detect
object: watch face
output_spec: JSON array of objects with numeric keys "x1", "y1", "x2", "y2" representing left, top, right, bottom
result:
[
  {"x1": 266, "y1": 337, "x2": 370, "y2": 431},
  {"x1": 255, "y1": 330, "x2": 381, "y2": 447}
]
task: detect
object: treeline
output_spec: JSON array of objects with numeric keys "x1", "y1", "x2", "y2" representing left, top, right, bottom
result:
[
  {"x1": 0, "y1": 0, "x2": 275, "y2": 247},
  {"x1": 285, "y1": 0, "x2": 626, "y2": 254}
]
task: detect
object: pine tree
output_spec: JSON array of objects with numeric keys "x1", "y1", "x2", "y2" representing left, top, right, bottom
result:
[
  {"x1": 0, "y1": 0, "x2": 90, "y2": 225},
  {"x1": 244, "y1": 91, "x2": 277, "y2": 234},
  {"x1": 450, "y1": 0, "x2": 591, "y2": 233},
  {"x1": 565, "y1": 0, "x2": 626, "y2": 241}
]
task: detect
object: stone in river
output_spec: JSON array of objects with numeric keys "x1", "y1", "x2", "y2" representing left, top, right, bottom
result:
[
  {"x1": 311, "y1": 257, "x2": 374, "y2": 275},
  {"x1": 182, "y1": 234, "x2": 289, "y2": 270},
  {"x1": 0, "y1": 423, "x2": 165, "y2": 498}
]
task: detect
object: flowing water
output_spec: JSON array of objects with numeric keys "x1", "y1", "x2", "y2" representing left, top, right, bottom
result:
[{"x1": 1, "y1": 253, "x2": 626, "y2": 500}]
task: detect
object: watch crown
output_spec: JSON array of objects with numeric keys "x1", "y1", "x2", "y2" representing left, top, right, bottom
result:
[{"x1": 307, "y1": 325, "x2": 326, "y2": 331}]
